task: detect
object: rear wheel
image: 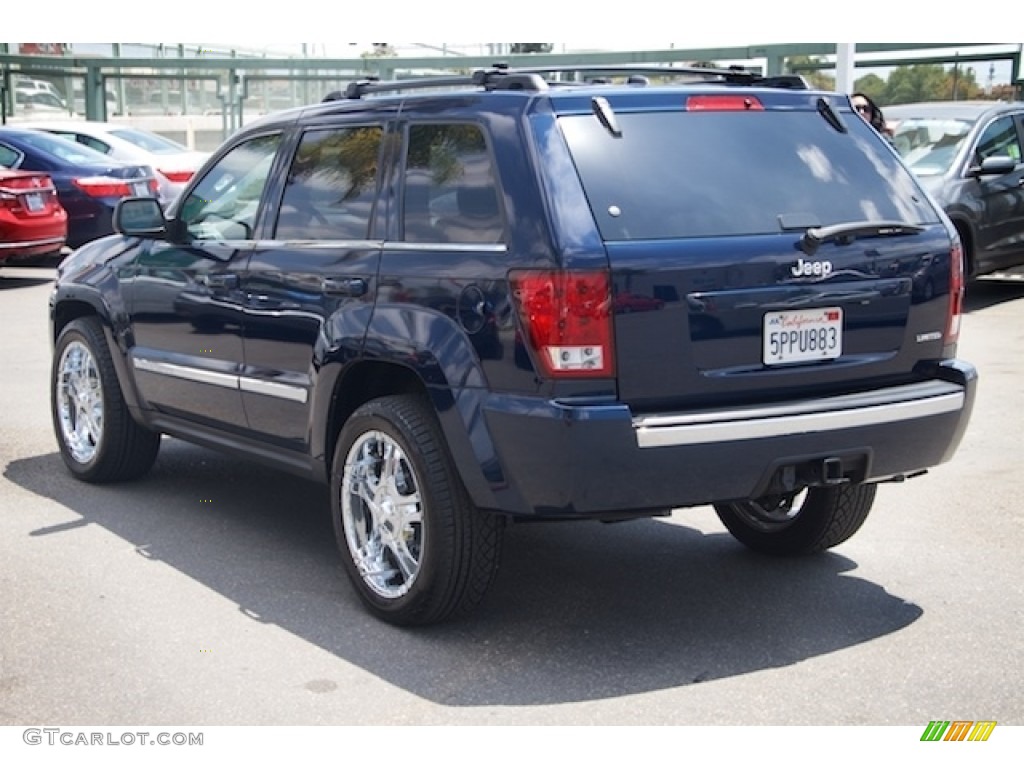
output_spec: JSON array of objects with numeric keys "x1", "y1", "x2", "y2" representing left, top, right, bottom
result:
[
  {"x1": 331, "y1": 395, "x2": 503, "y2": 626},
  {"x1": 714, "y1": 483, "x2": 877, "y2": 556},
  {"x1": 51, "y1": 317, "x2": 161, "y2": 482}
]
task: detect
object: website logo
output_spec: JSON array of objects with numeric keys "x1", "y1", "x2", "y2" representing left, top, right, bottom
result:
[{"x1": 920, "y1": 720, "x2": 997, "y2": 742}]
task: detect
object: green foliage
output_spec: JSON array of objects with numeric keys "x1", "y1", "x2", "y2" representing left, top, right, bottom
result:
[
  {"x1": 785, "y1": 55, "x2": 835, "y2": 91},
  {"x1": 882, "y1": 63, "x2": 981, "y2": 105},
  {"x1": 942, "y1": 65, "x2": 983, "y2": 101},
  {"x1": 852, "y1": 73, "x2": 886, "y2": 103},
  {"x1": 884, "y1": 64, "x2": 948, "y2": 105},
  {"x1": 790, "y1": 57, "x2": 996, "y2": 106}
]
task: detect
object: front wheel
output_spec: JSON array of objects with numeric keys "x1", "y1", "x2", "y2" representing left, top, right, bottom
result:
[
  {"x1": 51, "y1": 317, "x2": 161, "y2": 482},
  {"x1": 331, "y1": 395, "x2": 503, "y2": 626},
  {"x1": 714, "y1": 483, "x2": 877, "y2": 556}
]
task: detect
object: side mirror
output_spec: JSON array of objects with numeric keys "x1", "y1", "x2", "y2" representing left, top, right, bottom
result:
[
  {"x1": 114, "y1": 197, "x2": 167, "y2": 238},
  {"x1": 968, "y1": 155, "x2": 1018, "y2": 177}
]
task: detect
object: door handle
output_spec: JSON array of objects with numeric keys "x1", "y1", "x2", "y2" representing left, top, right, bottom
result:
[{"x1": 321, "y1": 277, "x2": 368, "y2": 297}]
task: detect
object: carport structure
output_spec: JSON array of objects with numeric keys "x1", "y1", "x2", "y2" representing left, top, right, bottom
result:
[{"x1": 1, "y1": 42, "x2": 1020, "y2": 140}]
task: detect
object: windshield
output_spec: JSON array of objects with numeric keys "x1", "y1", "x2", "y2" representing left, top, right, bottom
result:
[
  {"x1": 560, "y1": 108, "x2": 939, "y2": 241},
  {"x1": 110, "y1": 128, "x2": 188, "y2": 154},
  {"x1": 889, "y1": 117, "x2": 973, "y2": 176}
]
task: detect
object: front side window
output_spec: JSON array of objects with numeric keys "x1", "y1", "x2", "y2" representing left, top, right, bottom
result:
[
  {"x1": 975, "y1": 116, "x2": 1022, "y2": 164},
  {"x1": 402, "y1": 123, "x2": 504, "y2": 244},
  {"x1": 179, "y1": 133, "x2": 281, "y2": 241},
  {"x1": 273, "y1": 125, "x2": 383, "y2": 240}
]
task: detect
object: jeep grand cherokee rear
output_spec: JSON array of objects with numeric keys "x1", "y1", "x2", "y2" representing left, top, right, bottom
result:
[
  {"x1": 50, "y1": 67, "x2": 975, "y2": 626},
  {"x1": 490, "y1": 87, "x2": 975, "y2": 544}
]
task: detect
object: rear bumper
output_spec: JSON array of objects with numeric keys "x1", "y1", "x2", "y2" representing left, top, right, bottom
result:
[{"x1": 475, "y1": 360, "x2": 977, "y2": 517}]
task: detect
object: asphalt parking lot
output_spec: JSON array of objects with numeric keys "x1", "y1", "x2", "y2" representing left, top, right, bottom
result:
[{"x1": 1, "y1": 263, "x2": 1023, "y2": 726}]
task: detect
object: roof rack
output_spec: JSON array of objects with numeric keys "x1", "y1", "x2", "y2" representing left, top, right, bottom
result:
[{"x1": 323, "y1": 63, "x2": 808, "y2": 102}]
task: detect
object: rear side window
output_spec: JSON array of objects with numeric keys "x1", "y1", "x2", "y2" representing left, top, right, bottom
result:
[
  {"x1": 53, "y1": 132, "x2": 111, "y2": 155},
  {"x1": 560, "y1": 109, "x2": 941, "y2": 241},
  {"x1": 274, "y1": 125, "x2": 384, "y2": 240},
  {"x1": 0, "y1": 143, "x2": 21, "y2": 167},
  {"x1": 402, "y1": 124, "x2": 504, "y2": 244}
]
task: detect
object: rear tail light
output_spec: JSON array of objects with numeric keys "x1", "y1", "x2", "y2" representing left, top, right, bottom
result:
[
  {"x1": 159, "y1": 169, "x2": 194, "y2": 183},
  {"x1": 72, "y1": 176, "x2": 135, "y2": 198},
  {"x1": 148, "y1": 178, "x2": 160, "y2": 194},
  {"x1": 0, "y1": 189, "x2": 19, "y2": 210},
  {"x1": 945, "y1": 240, "x2": 964, "y2": 345},
  {"x1": 510, "y1": 270, "x2": 615, "y2": 378}
]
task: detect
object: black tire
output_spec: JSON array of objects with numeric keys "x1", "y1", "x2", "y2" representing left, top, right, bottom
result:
[
  {"x1": 331, "y1": 394, "x2": 504, "y2": 626},
  {"x1": 714, "y1": 483, "x2": 877, "y2": 556},
  {"x1": 51, "y1": 317, "x2": 161, "y2": 482}
]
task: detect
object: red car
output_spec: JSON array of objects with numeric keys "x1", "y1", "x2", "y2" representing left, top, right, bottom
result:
[{"x1": 0, "y1": 169, "x2": 68, "y2": 263}]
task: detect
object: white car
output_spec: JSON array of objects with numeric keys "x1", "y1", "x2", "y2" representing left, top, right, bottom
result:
[{"x1": 17, "y1": 120, "x2": 208, "y2": 205}]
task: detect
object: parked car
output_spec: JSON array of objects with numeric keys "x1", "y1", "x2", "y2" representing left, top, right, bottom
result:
[
  {"x1": 14, "y1": 77, "x2": 68, "y2": 109},
  {"x1": 0, "y1": 168, "x2": 67, "y2": 262},
  {"x1": 885, "y1": 100, "x2": 1024, "y2": 278},
  {"x1": 0, "y1": 127, "x2": 158, "y2": 247},
  {"x1": 17, "y1": 121, "x2": 208, "y2": 206},
  {"x1": 49, "y1": 65, "x2": 976, "y2": 626},
  {"x1": 13, "y1": 90, "x2": 70, "y2": 116}
]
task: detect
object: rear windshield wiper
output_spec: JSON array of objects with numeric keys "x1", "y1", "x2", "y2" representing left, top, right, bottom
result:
[
  {"x1": 800, "y1": 220, "x2": 925, "y2": 255},
  {"x1": 816, "y1": 97, "x2": 847, "y2": 135}
]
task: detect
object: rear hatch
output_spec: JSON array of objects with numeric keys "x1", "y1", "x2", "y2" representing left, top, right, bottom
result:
[{"x1": 556, "y1": 89, "x2": 956, "y2": 411}]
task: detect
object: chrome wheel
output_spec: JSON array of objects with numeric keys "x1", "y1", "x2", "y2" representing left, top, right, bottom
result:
[
  {"x1": 341, "y1": 430, "x2": 424, "y2": 600},
  {"x1": 56, "y1": 340, "x2": 104, "y2": 465}
]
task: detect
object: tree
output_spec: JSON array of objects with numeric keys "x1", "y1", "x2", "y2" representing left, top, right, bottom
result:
[
  {"x1": 510, "y1": 44, "x2": 553, "y2": 54},
  {"x1": 853, "y1": 73, "x2": 886, "y2": 104},
  {"x1": 942, "y1": 64, "x2": 983, "y2": 101},
  {"x1": 785, "y1": 55, "x2": 835, "y2": 91},
  {"x1": 884, "y1": 64, "x2": 948, "y2": 105}
]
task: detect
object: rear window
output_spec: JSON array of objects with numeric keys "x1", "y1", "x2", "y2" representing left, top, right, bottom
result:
[
  {"x1": 110, "y1": 128, "x2": 188, "y2": 154},
  {"x1": 559, "y1": 108, "x2": 940, "y2": 241}
]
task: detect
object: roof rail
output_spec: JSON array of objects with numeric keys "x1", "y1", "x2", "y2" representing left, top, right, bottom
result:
[{"x1": 323, "y1": 63, "x2": 808, "y2": 102}]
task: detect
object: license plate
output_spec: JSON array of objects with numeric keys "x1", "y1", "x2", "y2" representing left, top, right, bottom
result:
[
  {"x1": 24, "y1": 192, "x2": 45, "y2": 212},
  {"x1": 763, "y1": 307, "x2": 843, "y2": 365},
  {"x1": 132, "y1": 182, "x2": 149, "y2": 196}
]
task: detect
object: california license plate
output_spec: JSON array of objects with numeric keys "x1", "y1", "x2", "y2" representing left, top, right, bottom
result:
[
  {"x1": 24, "y1": 192, "x2": 45, "y2": 212},
  {"x1": 763, "y1": 307, "x2": 843, "y2": 365}
]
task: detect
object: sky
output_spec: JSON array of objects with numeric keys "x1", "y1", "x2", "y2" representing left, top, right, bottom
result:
[
  {"x1": 7, "y1": 2, "x2": 1023, "y2": 85},
  {"x1": 9, "y1": 1, "x2": 1024, "y2": 52}
]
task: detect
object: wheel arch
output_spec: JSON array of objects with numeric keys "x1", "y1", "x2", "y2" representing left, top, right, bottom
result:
[
  {"x1": 51, "y1": 291, "x2": 144, "y2": 414},
  {"x1": 314, "y1": 357, "x2": 499, "y2": 512},
  {"x1": 947, "y1": 214, "x2": 977, "y2": 278}
]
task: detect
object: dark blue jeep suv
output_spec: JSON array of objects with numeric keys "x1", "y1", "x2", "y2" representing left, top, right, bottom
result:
[{"x1": 49, "y1": 65, "x2": 977, "y2": 625}]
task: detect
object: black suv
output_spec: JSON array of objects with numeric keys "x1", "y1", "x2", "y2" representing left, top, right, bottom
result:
[
  {"x1": 49, "y1": 65, "x2": 977, "y2": 625},
  {"x1": 884, "y1": 100, "x2": 1024, "y2": 279}
]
